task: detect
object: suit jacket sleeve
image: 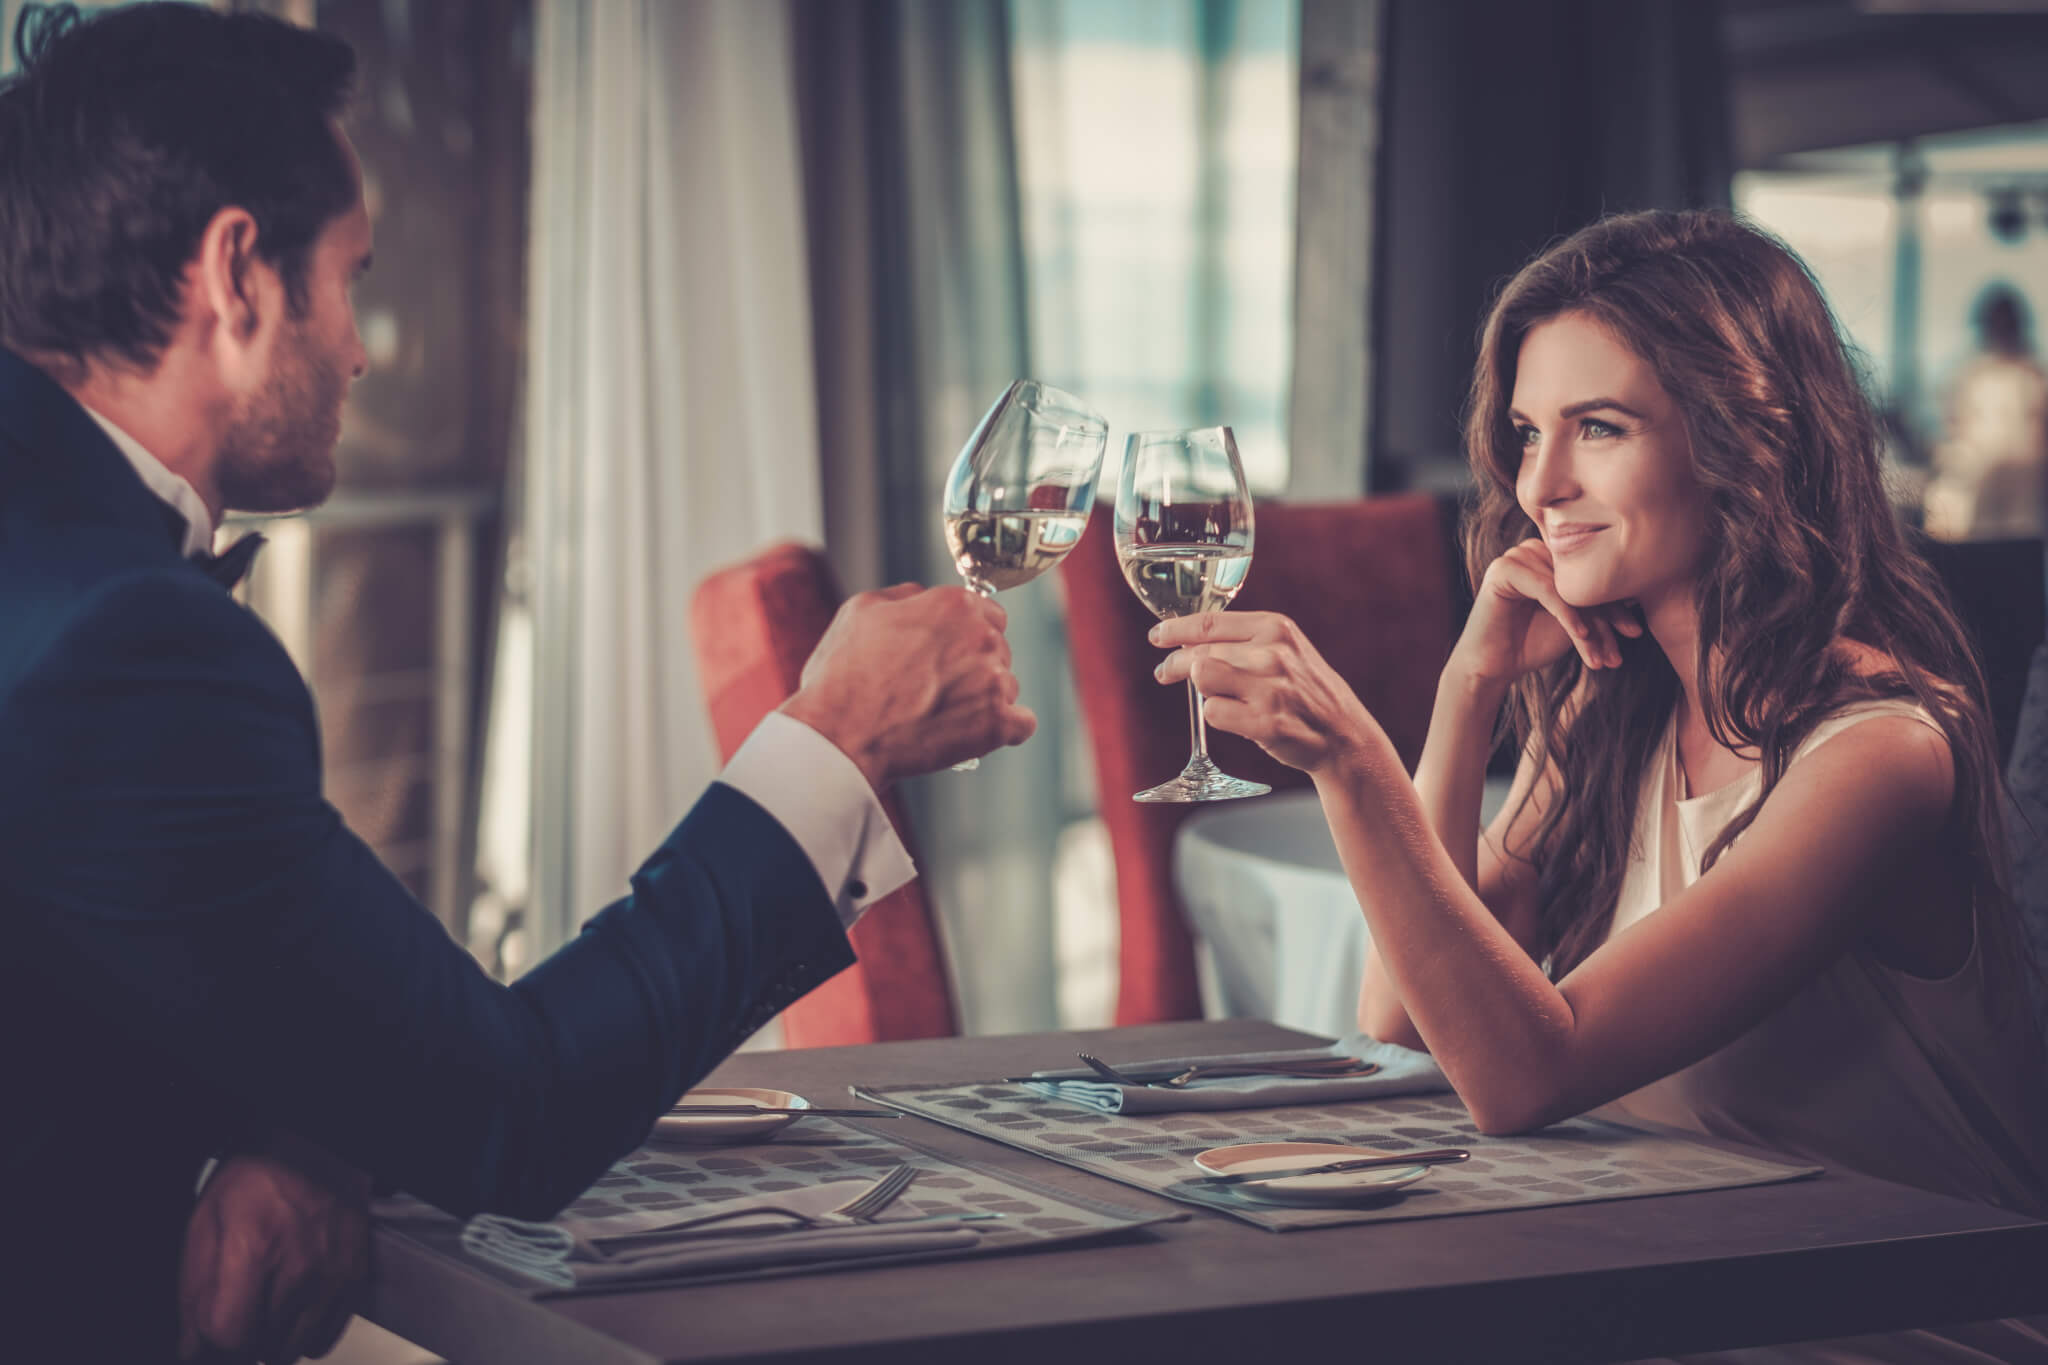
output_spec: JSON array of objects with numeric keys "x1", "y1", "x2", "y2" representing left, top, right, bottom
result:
[{"x1": 1, "y1": 570, "x2": 854, "y2": 1219}]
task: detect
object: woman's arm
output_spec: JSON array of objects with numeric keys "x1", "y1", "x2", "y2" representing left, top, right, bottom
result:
[
  {"x1": 1160, "y1": 609, "x2": 1954, "y2": 1134},
  {"x1": 1357, "y1": 668, "x2": 1551, "y2": 1046},
  {"x1": 1357, "y1": 538, "x2": 1623, "y2": 1046}
]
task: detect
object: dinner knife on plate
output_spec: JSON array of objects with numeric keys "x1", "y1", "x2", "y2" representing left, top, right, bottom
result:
[{"x1": 1196, "y1": 1148, "x2": 1470, "y2": 1186}]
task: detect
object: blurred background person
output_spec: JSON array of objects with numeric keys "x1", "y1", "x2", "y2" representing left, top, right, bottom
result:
[{"x1": 1924, "y1": 284, "x2": 2048, "y2": 541}]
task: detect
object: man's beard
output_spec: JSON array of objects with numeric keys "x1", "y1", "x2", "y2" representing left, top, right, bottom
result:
[{"x1": 214, "y1": 320, "x2": 345, "y2": 514}]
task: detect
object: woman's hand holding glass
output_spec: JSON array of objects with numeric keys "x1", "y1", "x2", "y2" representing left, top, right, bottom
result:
[
  {"x1": 1452, "y1": 538, "x2": 1643, "y2": 689},
  {"x1": 1148, "y1": 610, "x2": 1380, "y2": 779}
]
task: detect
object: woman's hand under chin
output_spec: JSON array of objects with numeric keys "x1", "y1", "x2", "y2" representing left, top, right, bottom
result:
[
  {"x1": 1452, "y1": 537, "x2": 1643, "y2": 690},
  {"x1": 1149, "y1": 610, "x2": 1384, "y2": 776}
]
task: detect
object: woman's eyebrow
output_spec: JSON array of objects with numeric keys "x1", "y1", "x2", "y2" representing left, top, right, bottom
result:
[
  {"x1": 1559, "y1": 397, "x2": 1645, "y2": 420},
  {"x1": 1508, "y1": 397, "x2": 1647, "y2": 424}
]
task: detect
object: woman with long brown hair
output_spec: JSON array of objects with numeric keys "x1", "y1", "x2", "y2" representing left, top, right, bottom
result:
[{"x1": 1152, "y1": 210, "x2": 2048, "y2": 1358}]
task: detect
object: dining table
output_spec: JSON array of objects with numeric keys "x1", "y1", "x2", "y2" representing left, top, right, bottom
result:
[{"x1": 365, "y1": 1018, "x2": 2048, "y2": 1365}]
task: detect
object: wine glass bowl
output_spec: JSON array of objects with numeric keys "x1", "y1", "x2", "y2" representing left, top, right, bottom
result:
[
  {"x1": 940, "y1": 380, "x2": 1107, "y2": 769},
  {"x1": 942, "y1": 380, "x2": 1106, "y2": 598},
  {"x1": 1115, "y1": 427, "x2": 1270, "y2": 804}
]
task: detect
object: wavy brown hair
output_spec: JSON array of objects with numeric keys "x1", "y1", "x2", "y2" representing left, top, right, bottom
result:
[{"x1": 1465, "y1": 209, "x2": 2026, "y2": 1000}]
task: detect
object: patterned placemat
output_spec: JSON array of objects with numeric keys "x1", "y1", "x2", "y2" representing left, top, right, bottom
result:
[
  {"x1": 375, "y1": 1116, "x2": 1183, "y2": 1295},
  {"x1": 851, "y1": 1081, "x2": 1821, "y2": 1231}
]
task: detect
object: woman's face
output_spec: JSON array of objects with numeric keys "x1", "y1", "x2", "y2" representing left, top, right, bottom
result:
[{"x1": 1510, "y1": 311, "x2": 1710, "y2": 614}]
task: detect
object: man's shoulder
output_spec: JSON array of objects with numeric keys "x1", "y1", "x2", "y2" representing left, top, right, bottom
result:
[{"x1": 0, "y1": 537, "x2": 292, "y2": 707}]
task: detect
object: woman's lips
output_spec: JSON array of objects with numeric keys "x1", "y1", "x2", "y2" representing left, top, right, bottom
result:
[{"x1": 1546, "y1": 524, "x2": 1607, "y2": 554}]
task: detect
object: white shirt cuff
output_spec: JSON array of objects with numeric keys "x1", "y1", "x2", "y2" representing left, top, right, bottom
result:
[{"x1": 717, "y1": 711, "x2": 917, "y2": 928}]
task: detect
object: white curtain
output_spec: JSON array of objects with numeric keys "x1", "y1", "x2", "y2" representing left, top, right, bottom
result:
[{"x1": 507, "y1": 0, "x2": 826, "y2": 957}]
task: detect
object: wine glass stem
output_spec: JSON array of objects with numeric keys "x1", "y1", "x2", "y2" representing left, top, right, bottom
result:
[
  {"x1": 950, "y1": 575, "x2": 997, "y2": 772},
  {"x1": 1186, "y1": 680, "x2": 1210, "y2": 762}
]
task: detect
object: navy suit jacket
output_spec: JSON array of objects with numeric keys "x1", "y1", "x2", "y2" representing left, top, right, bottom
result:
[{"x1": 0, "y1": 348, "x2": 853, "y2": 1360}]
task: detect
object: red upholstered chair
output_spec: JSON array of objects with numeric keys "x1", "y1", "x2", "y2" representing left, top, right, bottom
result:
[
  {"x1": 689, "y1": 542, "x2": 959, "y2": 1047},
  {"x1": 1060, "y1": 494, "x2": 1465, "y2": 1024}
]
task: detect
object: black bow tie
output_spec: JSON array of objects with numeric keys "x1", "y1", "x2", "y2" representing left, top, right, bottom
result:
[{"x1": 191, "y1": 532, "x2": 266, "y2": 591}]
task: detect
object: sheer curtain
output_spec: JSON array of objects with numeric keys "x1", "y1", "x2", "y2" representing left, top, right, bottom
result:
[{"x1": 496, "y1": 0, "x2": 826, "y2": 961}]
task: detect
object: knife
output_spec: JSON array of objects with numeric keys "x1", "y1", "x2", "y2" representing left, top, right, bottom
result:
[
  {"x1": 663, "y1": 1106, "x2": 902, "y2": 1118},
  {"x1": 996, "y1": 1064, "x2": 1374, "y2": 1085},
  {"x1": 1196, "y1": 1148, "x2": 1470, "y2": 1185},
  {"x1": 598, "y1": 1210, "x2": 1005, "y2": 1252}
]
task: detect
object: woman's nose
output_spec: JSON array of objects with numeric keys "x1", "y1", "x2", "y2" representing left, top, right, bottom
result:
[{"x1": 1519, "y1": 435, "x2": 1579, "y2": 509}]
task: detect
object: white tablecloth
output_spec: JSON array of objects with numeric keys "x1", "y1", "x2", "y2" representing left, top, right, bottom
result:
[{"x1": 1174, "y1": 782, "x2": 1512, "y2": 1039}]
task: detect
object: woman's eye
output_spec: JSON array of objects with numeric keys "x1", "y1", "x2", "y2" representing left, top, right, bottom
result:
[
  {"x1": 1581, "y1": 417, "x2": 1621, "y2": 439},
  {"x1": 1514, "y1": 423, "x2": 1540, "y2": 449}
]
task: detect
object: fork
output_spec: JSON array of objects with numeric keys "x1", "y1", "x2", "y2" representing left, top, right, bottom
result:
[
  {"x1": 823, "y1": 1161, "x2": 919, "y2": 1223},
  {"x1": 1076, "y1": 1052, "x2": 1377, "y2": 1089},
  {"x1": 590, "y1": 1162, "x2": 921, "y2": 1250}
]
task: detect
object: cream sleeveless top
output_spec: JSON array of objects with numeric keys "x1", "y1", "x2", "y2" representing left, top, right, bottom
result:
[
  {"x1": 1607, "y1": 701, "x2": 2048, "y2": 1365},
  {"x1": 1606, "y1": 698, "x2": 2048, "y2": 1215}
]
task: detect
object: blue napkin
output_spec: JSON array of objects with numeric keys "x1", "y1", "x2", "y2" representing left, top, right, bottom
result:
[{"x1": 1018, "y1": 1035, "x2": 1449, "y2": 1114}]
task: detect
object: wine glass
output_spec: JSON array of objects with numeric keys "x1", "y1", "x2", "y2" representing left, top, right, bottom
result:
[
  {"x1": 1115, "y1": 426, "x2": 1270, "y2": 803},
  {"x1": 941, "y1": 379, "x2": 1108, "y2": 769}
]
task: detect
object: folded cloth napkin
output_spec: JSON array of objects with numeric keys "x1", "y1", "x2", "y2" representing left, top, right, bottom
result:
[
  {"x1": 1018, "y1": 1035, "x2": 1449, "y2": 1115},
  {"x1": 461, "y1": 1178, "x2": 985, "y2": 1289}
]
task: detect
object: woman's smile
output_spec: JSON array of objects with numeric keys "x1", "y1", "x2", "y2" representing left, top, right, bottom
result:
[{"x1": 1544, "y1": 520, "x2": 1608, "y2": 555}]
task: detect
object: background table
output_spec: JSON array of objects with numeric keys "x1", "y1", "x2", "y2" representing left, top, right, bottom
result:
[
  {"x1": 368, "y1": 1020, "x2": 2048, "y2": 1365},
  {"x1": 1177, "y1": 784, "x2": 1511, "y2": 1035}
]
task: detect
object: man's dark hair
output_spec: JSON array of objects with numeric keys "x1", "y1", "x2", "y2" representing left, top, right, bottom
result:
[{"x1": 0, "y1": 2, "x2": 357, "y2": 376}]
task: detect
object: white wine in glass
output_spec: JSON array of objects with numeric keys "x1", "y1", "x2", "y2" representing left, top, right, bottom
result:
[
  {"x1": 940, "y1": 379, "x2": 1108, "y2": 768},
  {"x1": 944, "y1": 508, "x2": 1090, "y2": 594},
  {"x1": 1118, "y1": 543, "x2": 1253, "y2": 619},
  {"x1": 1115, "y1": 426, "x2": 1270, "y2": 803}
]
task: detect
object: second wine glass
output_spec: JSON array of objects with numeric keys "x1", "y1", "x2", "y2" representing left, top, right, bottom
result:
[
  {"x1": 1115, "y1": 426, "x2": 1270, "y2": 803},
  {"x1": 941, "y1": 379, "x2": 1108, "y2": 770}
]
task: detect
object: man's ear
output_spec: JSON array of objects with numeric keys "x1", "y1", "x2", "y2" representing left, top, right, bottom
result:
[{"x1": 193, "y1": 206, "x2": 279, "y2": 348}]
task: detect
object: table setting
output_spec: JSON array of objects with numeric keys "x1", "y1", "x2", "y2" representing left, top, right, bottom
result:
[
  {"x1": 394, "y1": 1029, "x2": 1825, "y2": 1293},
  {"x1": 375, "y1": 1088, "x2": 1183, "y2": 1300},
  {"x1": 852, "y1": 1035, "x2": 1824, "y2": 1232}
]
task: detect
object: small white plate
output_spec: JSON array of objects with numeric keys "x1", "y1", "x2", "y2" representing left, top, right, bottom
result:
[
  {"x1": 651, "y1": 1087, "x2": 810, "y2": 1145},
  {"x1": 1192, "y1": 1142, "x2": 1431, "y2": 1205}
]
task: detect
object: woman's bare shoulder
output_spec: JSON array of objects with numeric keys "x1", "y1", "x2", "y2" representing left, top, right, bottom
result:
[{"x1": 1828, "y1": 639, "x2": 1966, "y2": 714}]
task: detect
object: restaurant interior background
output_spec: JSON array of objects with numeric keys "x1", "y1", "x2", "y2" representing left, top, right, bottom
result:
[
  {"x1": 8, "y1": 0, "x2": 2045, "y2": 1359},
  {"x1": 8, "y1": 0, "x2": 2040, "y2": 1033}
]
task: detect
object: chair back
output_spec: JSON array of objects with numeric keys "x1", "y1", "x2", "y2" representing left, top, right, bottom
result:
[
  {"x1": 690, "y1": 542, "x2": 959, "y2": 1046},
  {"x1": 1060, "y1": 494, "x2": 1464, "y2": 1024}
]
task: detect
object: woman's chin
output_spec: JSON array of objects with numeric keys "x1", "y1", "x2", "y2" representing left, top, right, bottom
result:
[{"x1": 1552, "y1": 573, "x2": 1610, "y2": 611}]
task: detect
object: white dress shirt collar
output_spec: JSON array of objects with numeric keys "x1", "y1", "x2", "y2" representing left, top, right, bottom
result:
[{"x1": 78, "y1": 403, "x2": 213, "y2": 558}]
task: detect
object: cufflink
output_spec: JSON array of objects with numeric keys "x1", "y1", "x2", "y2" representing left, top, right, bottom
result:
[{"x1": 846, "y1": 879, "x2": 868, "y2": 901}]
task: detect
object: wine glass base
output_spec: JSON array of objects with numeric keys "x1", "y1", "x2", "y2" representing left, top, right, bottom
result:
[{"x1": 1132, "y1": 755, "x2": 1270, "y2": 804}]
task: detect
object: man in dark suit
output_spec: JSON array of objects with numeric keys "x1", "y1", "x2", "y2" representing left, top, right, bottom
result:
[{"x1": 0, "y1": 6, "x2": 1035, "y2": 1362}]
